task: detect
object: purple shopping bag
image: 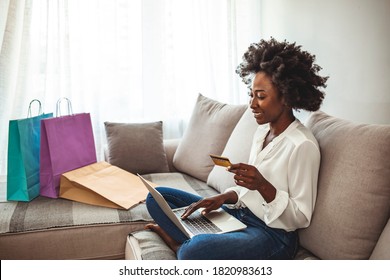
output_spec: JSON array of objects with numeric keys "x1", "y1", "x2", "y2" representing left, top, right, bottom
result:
[{"x1": 40, "y1": 99, "x2": 97, "y2": 198}]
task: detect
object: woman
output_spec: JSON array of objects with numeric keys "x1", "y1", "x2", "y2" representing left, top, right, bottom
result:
[{"x1": 145, "y1": 38, "x2": 328, "y2": 259}]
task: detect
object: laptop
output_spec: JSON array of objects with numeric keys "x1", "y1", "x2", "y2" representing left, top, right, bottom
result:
[{"x1": 138, "y1": 174, "x2": 247, "y2": 238}]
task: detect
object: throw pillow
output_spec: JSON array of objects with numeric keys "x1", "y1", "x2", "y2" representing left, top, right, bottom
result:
[
  {"x1": 299, "y1": 111, "x2": 390, "y2": 259},
  {"x1": 104, "y1": 121, "x2": 169, "y2": 175},
  {"x1": 207, "y1": 107, "x2": 259, "y2": 193},
  {"x1": 173, "y1": 94, "x2": 247, "y2": 182}
]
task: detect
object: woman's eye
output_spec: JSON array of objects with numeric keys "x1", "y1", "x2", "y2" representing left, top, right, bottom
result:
[
  {"x1": 256, "y1": 94, "x2": 265, "y2": 100},
  {"x1": 248, "y1": 91, "x2": 265, "y2": 100}
]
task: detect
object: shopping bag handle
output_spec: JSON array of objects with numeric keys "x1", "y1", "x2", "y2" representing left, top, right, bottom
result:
[
  {"x1": 56, "y1": 97, "x2": 74, "y2": 117},
  {"x1": 27, "y1": 99, "x2": 42, "y2": 117}
]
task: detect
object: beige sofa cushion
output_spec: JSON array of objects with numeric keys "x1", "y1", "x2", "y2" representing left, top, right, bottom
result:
[
  {"x1": 299, "y1": 111, "x2": 390, "y2": 259},
  {"x1": 207, "y1": 107, "x2": 258, "y2": 192},
  {"x1": 173, "y1": 94, "x2": 247, "y2": 182}
]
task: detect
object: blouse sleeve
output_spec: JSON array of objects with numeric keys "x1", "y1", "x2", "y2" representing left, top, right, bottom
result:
[{"x1": 223, "y1": 186, "x2": 249, "y2": 209}]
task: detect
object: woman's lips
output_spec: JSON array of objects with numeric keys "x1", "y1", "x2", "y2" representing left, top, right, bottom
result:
[{"x1": 253, "y1": 112, "x2": 263, "y2": 118}]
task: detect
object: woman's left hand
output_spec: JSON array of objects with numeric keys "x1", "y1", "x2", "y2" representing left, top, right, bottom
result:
[
  {"x1": 227, "y1": 163, "x2": 276, "y2": 202},
  {"x1": 227, "y1": 163, "x2": 265, "y2": 191}
]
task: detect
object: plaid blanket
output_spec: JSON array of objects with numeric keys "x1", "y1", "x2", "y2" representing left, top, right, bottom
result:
[{"x1": 0, "y1": 173, "x2": 218, "y2": 234}]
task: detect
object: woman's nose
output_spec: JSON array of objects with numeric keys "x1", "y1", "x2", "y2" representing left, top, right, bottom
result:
[{"x1": 249, "y1": 97, "x2": 257, "y2": 108}]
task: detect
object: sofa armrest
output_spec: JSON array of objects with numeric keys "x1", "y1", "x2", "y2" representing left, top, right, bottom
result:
[
  {"x1": 369, "y1": 218, "x2": 390, "y2": 260},
  {"x1": 163, "y1": 138, "x2": 181, "y2": 172}
]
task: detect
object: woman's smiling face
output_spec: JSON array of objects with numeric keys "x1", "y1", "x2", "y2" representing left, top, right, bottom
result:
[{"x1": 249, "y1": 71, "x2": 287, "y2": 126}]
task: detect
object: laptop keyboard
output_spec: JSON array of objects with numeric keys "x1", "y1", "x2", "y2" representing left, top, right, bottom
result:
[{"x1": 173, "y1": 208, "x2": 222, "y2": 235}]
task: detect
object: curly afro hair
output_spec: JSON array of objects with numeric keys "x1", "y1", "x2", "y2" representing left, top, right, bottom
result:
[{"x1": 236, "y1": 38, "x2": 328, "y2": 111}]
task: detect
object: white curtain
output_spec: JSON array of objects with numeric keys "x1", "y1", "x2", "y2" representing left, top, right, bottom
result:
[{"x1": 0, "y1": 0, "x2": 261, "y2": 201}]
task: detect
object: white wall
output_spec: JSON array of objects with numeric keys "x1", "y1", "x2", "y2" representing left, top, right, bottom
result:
[{"x1": 259, "y1": 0, "x2": 390, "y2": 124}]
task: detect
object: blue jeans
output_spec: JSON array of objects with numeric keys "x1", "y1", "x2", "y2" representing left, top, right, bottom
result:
[{"x1": 146, "y1": 187, "x2": 298, "y2": 260}]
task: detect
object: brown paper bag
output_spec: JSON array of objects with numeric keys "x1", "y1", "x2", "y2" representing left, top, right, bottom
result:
[{"x1": 59, "y1": 161, "x2": 156, "y2": 209}]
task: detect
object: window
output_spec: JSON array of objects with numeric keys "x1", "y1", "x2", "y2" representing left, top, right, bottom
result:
[{"x1": 0, "y1": 0, "x2": 261, "y2": 201}]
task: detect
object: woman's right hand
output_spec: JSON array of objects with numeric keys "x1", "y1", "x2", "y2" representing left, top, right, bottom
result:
[{"x1": 180, "y1": 191, "x2": 238, "y2": 219}]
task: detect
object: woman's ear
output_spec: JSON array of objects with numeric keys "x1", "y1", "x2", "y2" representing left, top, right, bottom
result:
[
  {"x1": 280, "y1": 96, "x2": 289, "y2": 107},
  {"x1": 282, "y1": 98, "x2": 292, "y2": 110}
]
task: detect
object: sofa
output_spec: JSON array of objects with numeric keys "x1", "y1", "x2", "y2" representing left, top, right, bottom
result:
[{"x1": 0, "y1": 94, "x2": 389, "y2": 260}]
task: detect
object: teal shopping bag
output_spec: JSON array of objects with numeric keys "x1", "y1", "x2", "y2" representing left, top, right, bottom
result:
[{"x1": 7, "y1": 100, "x2": 53, "y2": 201}]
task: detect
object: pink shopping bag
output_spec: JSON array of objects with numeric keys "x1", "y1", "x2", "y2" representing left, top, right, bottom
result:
[{"x1": 40, "y1": 98, "x2": 97, "y2": 198}]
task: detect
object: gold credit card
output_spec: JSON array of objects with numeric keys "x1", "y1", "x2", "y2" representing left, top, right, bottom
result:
[{"x1": 210, "y1": 154, "x2": 232, "y2": 167}]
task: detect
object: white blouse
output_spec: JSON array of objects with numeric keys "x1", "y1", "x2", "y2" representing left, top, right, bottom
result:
[{"x1": 225, "y1": 119, "x2": 320, "y2": 231}]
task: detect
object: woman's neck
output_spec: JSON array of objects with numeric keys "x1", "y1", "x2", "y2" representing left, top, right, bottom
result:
[{"x1": 269, "y1": 111, "x2": 295, "y2": 138}]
